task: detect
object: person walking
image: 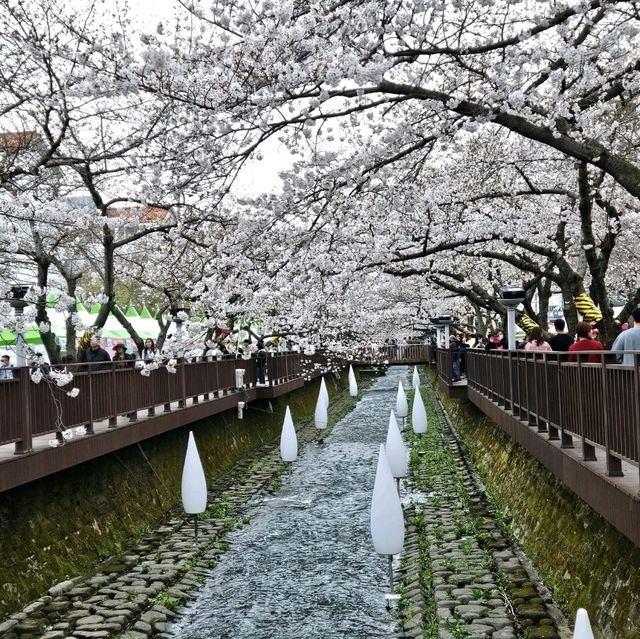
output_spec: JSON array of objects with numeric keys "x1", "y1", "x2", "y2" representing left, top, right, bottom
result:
[
  {"x1": 568, "y1": 322, "x2": 603, "y2": 363},
  {"x1": 0, "y1": 355, "x2": 13, "y2": 380},
  {"x1": 524, "y1": 327, "x2": 552, "y2": 352},
  {"x1": 86, "y1": 337, "x2": 111, "y2": 371},
  {"x1": 611, "y1": 308, "x2": 640, "y2": 366},
  {"x1": 255, "y1": 340, "x2": 268, "y2": 385},
  {"x1": 548, "y1": 319, "x2": 574, "y2": 352}
]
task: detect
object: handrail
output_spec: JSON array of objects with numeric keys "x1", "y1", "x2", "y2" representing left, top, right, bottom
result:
[
  {"x1": 0, "y1": 352, "x2": 329, "y2": 453},
  {"x1": 0, "y1": 345, "x2": 436, "y2": 454},
  {"x1": 458, "y1": 349, "x2": 640, "y2": 484}
]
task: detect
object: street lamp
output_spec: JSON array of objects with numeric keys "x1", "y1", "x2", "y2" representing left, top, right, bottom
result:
[
  {"x1": 9, "y1": 285, "x2": 30, "y2": 367},
  {"x1": 498, "y1": 286, "x2": 525, "y2": 350},
  {"x1": 429, "y1": 317, "x2": 443, "y2": 348},
  {"x1": 438, "y1": 315, "x2": 454, "y2": 349},
  {"x1": 169, "y1": 307, "x2": 189, "y2": 357}
]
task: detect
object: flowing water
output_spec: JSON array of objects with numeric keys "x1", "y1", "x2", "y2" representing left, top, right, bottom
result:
[{"x1": 173, "y1": 368, "x2": 407, "y2": 639}]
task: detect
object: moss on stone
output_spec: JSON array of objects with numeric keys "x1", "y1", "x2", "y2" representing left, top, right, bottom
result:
[{"x1": 429, "y1": 368, "x2": 640, "y2": 638}]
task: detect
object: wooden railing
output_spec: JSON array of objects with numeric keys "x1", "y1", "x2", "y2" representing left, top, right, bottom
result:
[
  {"x1": 0, "y1": 353, "x2": 321, "y2": 454},
  {"x1": 355, "y1": 344, "x2": 432, "y2": 364},
  {"x1": 0, "y1": 346, "x2": 436, "y2": 455},
  {"x1": 463, "y1": 350, "x2": 640, "y2": 480}
]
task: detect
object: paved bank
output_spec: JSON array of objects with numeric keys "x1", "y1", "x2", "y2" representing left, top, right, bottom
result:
[{"x1": 397, "y1": 377, "x2": 571, "y2": 639}]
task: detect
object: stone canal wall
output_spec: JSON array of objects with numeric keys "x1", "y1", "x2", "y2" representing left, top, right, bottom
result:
[
  {"x1": 0, "y1": 374, "x2": 354, "y2": 619},
  {"x1": 430, "y1": 369, "x2": 640, "y2": 638}
]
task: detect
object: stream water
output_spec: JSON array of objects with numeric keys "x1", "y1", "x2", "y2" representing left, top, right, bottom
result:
[{"x1": 172, "y1": 368, "x2": 407, "y2": 639}]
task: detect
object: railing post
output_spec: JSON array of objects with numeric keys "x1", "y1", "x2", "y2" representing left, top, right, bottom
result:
[
  {"x1": 525, "y1": 352, "x2": 533, "y2": 425},
  {"x1": 14, "y1": 368, "x2": 33, "y2": 454},
  {"x1": 576, "y1": 357, "x2": 596, "y2": 461},
  {"x1": 508, "y1": 351, "x2": 514, "y2": 414},
  {"x1": 546, "y1": 354, "x2": 558, "y2": 440},
  {"x1": 536, "y1": 353, "x2": 557, "y2": 439},
  {"x1": 87, "y1": 367, "x2": 95, "y2": 433},
  {"x1": 558, "y1": 360, "x2": 573, "y2": 448},
  {"x1": 534, "y1": 354, "x2": 545, "y2": 431},
  {"x1": 164, "y1": 365, "x2": 172, "y2": 413},
  {"x1": 109, "y1": 362, "x2": 118, "y2": 427},
  {"x1": 602, "y1": 353, "x2": 622, "y2": 476},
  {"x1": 514, "y1": 352, "x2": 522, "y2": 419},
  {"x1": 179, "y1": 359, "x2": 186, "y2": 408},
  {"x1": 634, "y1": 354, "x2": 640, "y2": 493}
]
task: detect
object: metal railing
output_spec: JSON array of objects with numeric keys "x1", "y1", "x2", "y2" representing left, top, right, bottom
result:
[
  {"x1": 463, "y1": 349, "x2": 640, "y2": 481},
  {"x1": 0, "y1": 352, "x2": 324, "y2": 454}
]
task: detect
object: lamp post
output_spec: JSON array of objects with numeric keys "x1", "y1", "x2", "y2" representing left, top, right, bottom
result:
[
  {"x1": 429, "y1": 317, "x2": 443, "y2": 348},
  {"x1": 439, "y1": 315, "x2": 454, "y2": 348},
  {"x1": 181, "y1": 431, "x2": 207, "y2": 544},
  {"x1": 169, "y1": 307, "x2": 189, "y2": 357},
  {"x1": 10, "y1": 285, "x2": 30, "y2": 367},
  {"x1": 498, "y1": 286, "x2": 525, "y2": 350},
  {"x1": 370, "y1": 444, "x2": 404, "y2": 607}
]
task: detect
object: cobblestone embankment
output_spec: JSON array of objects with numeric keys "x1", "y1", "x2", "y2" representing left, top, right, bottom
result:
[{"x1": 396, "y1": 379, "x2": 571, "y2": 639}]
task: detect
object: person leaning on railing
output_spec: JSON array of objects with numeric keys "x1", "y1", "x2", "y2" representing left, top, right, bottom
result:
[
  {"x1": 568, "y1": 322, "x2": 603, "y2": 363},
  {"x1": 611, "y1": 308, "x2": 640, "y2": 366}
]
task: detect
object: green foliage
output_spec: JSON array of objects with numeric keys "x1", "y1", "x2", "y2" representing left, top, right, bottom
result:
[
  {"x1": 182, "y1": 557, "x2": 197, "y2": 571},
  {"x1": 448, "y1": 616, "x2": 470, "y2": 639},
  {"x1": 151, "y1": 592, "x2": 183, "y2": 610}
]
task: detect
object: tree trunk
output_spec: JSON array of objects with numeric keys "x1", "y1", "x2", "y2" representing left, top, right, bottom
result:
[{"x1": 34, "y1": 258, "x2": 61, "y2": 364}]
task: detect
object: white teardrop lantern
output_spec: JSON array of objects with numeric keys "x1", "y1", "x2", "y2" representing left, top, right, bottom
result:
[
  {"x1": 412, "y1": 388, "x2": 427, "y2": 434},
  {"x1": 370, "y1": 444, "x2": 405, "y2": 555},
  {"x1": 320, "y1": 376, "x2": 329, "y2": 408},
  {"x1": 395, "y1": 381, "x2": 408, "y2": 418},
  {"x1": 573, "y1": 609, "x2": 595, "y2": 639},
  {"x1": 314, "y1": 392, "x2": 328, "y2": 430},
  {"x1": 181, "y1": 431, "x2": 207, "y2": 514},
  {"x1": 280, "y1": 405, "x2": 298, "y2": 462},
  {"x1": 386, "y1": 410, "x2": 408, "y2": 478},
  {"x1": 348, "y1": 365, "x2": 358, "y2": 397},
  {"x1": 412, "y1": 366, "x2": 420, "y2": 390}
]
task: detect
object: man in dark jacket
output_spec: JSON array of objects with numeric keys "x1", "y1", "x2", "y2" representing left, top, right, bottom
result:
[
  {"x1": 86, "y1": 337, "x2": 111, "y2": 371},
  {"x1": 549, "y1": 319, "x2": 574, "y2": 352}
]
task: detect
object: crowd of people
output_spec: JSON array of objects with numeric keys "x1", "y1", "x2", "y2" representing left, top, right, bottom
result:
[
  {"x1": 0, "y1": 334, "x2": 296, "y2": 384},
  {"x1": 438, "y1": 308, "x2": 640, "y2": 382}
]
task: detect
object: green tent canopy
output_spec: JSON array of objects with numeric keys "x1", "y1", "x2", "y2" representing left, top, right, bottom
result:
[
  {"x1": 125, "y1": 305, "x2": 140, "y2": 318},
  {"x1": 46, "y1": 293, "x2": 58, "y2": 309},
  {"x1": 75, "y1": 301, "x2": 87, "y2": 313},
  {"x1": 0, "y1": 327, "x2": 47, "y2": 346},
  {"x1": 89, "y1": 303, "x2": 101, "y2": 314},
  {"x1": 140, "y1": 306, "x2": 153, "y2": 319}
]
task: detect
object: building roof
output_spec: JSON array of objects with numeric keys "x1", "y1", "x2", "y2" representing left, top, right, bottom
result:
[
  {"x1": 106, "y1": 205, "x2": 169, "y2": 222},
  {"x1": 0, "y1": 131, "x2": 41, "y2": 150}
]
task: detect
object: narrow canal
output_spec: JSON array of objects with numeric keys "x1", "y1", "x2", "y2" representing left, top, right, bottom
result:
[{"x1": 172, "y1": 368, "x2": 408, "y2": 639}]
